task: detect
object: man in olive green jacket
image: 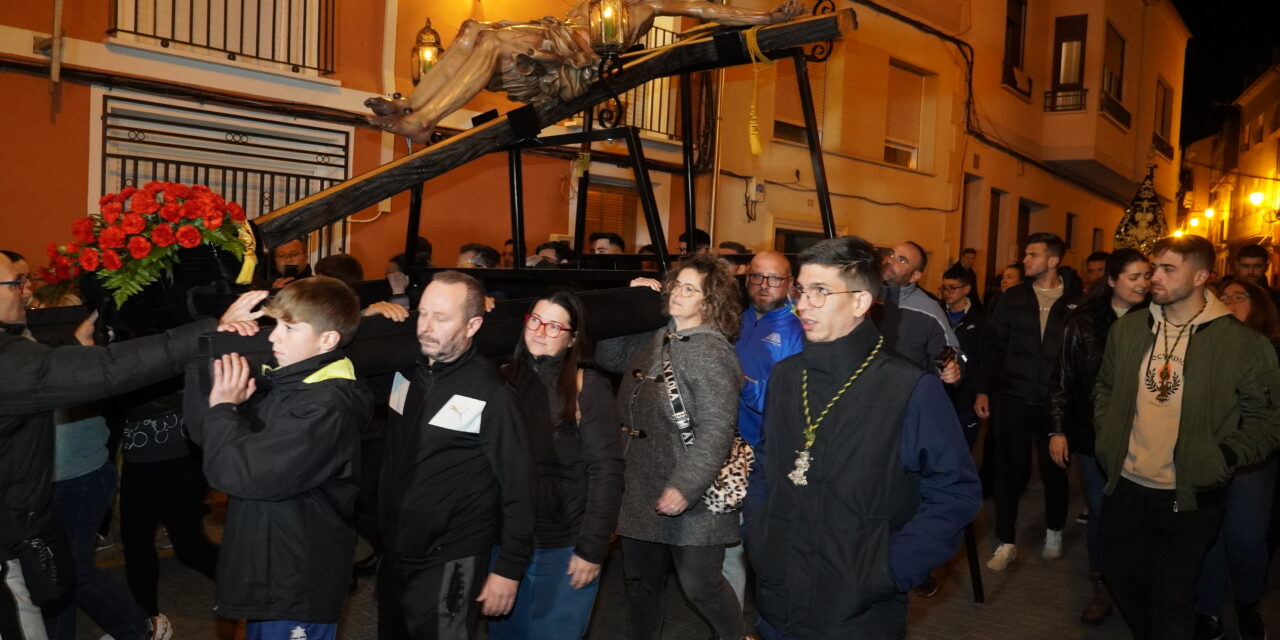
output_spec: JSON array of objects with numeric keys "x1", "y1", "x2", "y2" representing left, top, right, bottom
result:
[{"x1": 1093, "y1": 235, "x2": 1280, "y2": 640}]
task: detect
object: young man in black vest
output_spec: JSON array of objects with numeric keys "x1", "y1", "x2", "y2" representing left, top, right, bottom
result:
[{"x1": 747, "y1": 237, "x2": 980, "y2": 639}]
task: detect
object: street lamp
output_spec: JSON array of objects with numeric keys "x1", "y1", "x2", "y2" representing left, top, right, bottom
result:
[
  {"x1": 1189, "y1": 217, "x2": 1200, "y2": 227},
  {"x1": 411, "y1": 19, "x2": 444, "y2": 87},
  {"x1": 1173, "y1": 230, "x2": 1184, "y2": 238},
  {"x1": 1250, "y1": 191, "x2": 1266, "y2": 207},
  {"x1": 1204, "y1": 208, "x2": 1215, "y2": 218}
]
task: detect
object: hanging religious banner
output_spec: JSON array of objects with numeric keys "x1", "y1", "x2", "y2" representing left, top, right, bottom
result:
[{"x1": 1114, "y1": 164, "x2": 1169, "y2": 254}]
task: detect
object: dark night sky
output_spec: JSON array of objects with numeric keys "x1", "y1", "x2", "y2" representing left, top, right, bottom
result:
[{"x1": 1171, "y1": 0, "x2": 1280, "y2": 143}]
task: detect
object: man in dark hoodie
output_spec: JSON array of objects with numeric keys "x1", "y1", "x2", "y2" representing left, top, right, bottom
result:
[
  {"x1": 186, "y1": 277, "x2": 374, "y2": 640},
  {"x1": 377, "y1": 271, "x2": 534, "y2": 640},
  {"x1": 976, "y1": 232, "x2": 1083, "y2": 571}
]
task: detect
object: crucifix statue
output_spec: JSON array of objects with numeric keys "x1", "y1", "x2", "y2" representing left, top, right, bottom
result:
[{"x1": 366, "y1": 0, "x2": 805, "y2": 144}]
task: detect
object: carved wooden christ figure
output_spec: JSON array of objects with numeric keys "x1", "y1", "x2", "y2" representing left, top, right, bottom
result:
[{"x1": 366, "y1": 0, "x2": 804, "y2": 143}]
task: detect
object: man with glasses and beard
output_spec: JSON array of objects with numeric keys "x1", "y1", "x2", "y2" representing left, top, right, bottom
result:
[
  {"x1": 376, "y1": 271, "x2": 534, "y2": 640},
  {"x1": 747, "y1": 237, "x2": 979, "y2": 639},
  {"x1": 723, "y1": 251, "x2": 803, "y2": 611}
]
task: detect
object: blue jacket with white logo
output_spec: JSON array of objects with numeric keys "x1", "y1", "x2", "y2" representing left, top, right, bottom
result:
[{"x1": 736, "y1": 303, "x2": 804, "y2": 447}]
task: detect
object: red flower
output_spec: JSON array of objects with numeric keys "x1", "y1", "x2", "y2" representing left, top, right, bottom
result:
[
  {"x1": 180, "y1": 199, "x2": 205, "y2": 220},
  {"x1": 100, "y1": 201, "x2": 122, "y2": 225},
  {"x1": 102, "y1": 251, "x2": 122, "y2": 271},
  {"x1": 159, "y1": 203, "x2": 181, "y2": 223},
  {"x1": 98, "y1": 193, "x2": 115, "y2": 207},
  {"x1": 227, "y1": 202, "x2": 246, "y2": 222},
  {"x1": 79, "y1": 248, "x2": 100, "y2": 272},
  {"x1": 151, "y1": 223, "x2": 176, "y2": 247},
  {"x1": 191, "y1": 184, "x2": 212, "y2": 195},
  {"x1": 54, "y1": 264, "x2": 71, "y2": 281},
  {"x1": 46, "y1": 242, "x2": 59, "y2": 259},
  {"x1": 175, "y1": 225, "x2": 203, "y2": 249},
  {"x1": 128, "y1": 236, "x2": 152, "y2": 259},
  {"x1": 65, "y1": 243, "x2": 80, "y2": 255},
  {"x1": 165, "y1": 184, "x2": 191, "y2": 200},
  {"x1": 121, "y1": 213, "x2": 147, "y2": 235},
  {"x1": 142, "y1": 181, "x2": 165, "y2": 194},
  {"x1": 114, "y1": 187, "x2": 137, "y2": 203},
  {"x1": 99, "y1": 226, "x2": 126, "y2": 249},
  {"x1": 201, "y1": 209, "x2": 224, "y2": 229},
  {"x1": 71, "y1": 217, "x2": 96, "y2": 244},
  {"x1": 131, "y1": 191, "x2": 160, "y2": 215},
  {"x1": 53, "y1": 254, "x2": 71, "y2": 268}
]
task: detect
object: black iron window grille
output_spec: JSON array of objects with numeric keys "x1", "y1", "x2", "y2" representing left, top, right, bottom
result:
[
  {"x1": 109, "y1": 0, "x2": 335, "y2": 74},
  {"x1": 1044, "y1": 88, "x2": 1087, "y2": 112},
  {"x1": 580, "y1": 26, "x2": 680, "y2": 139},
  {"x1": 100, "y1": 95, "x2": 351, "y2": 254}
]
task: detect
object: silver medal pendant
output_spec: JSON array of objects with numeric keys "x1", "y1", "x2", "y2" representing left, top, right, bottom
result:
[{"x1": 789, "y1": 449, "x2": 812, "y2": 486}]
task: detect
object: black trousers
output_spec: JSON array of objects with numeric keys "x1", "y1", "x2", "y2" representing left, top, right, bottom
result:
[
  {"x1": 621, "y1": 537, "x2": 743, "y2": 640},
  {"x1": 992, "y1": 397, "x2": 1068, "y2": 543},
  {"x1": 377, "y1": 553, "x2": 489, "y2": 640},
  {"x1": 1102, "y1": 478, "x2": 1225, "y2": 640},
  {"x1": 354, "y1": 436, "x2": 384, "y2": 550},
  {"x1": 120, "y1": 455, "x2": 219, "y2": 615}
]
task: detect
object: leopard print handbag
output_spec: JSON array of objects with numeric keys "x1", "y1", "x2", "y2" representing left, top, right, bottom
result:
[{"x1": 662, "y1": 338, "x2": 755, "y2": 514}]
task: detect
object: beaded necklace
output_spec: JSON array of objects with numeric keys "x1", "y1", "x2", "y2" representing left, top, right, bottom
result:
[{"x1": 788, "y1": 336, "x2": 883, "y2": 486}]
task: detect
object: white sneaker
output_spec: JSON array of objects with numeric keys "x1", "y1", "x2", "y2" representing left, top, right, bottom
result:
[
  {"x1": 1042, "y1": 529, "x2": 1064, "y2": 560},
  {"x1": 148, "y1": 614, "x2": 173, "y2": 640},
  {"x1": 987, "y1": 543, "x2": 1017, "y2": 571}
]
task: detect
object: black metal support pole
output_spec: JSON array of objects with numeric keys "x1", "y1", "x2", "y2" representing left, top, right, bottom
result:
[
  {"x1": 623, "y1": 126, "x2": 670, "y2": 272},
  {"x1": 679, "y1": 72, "x2": 698, "y2": 244},
  {"x1": 792, "y1": 51, "x2": 835, "y2": 237},
  {"x1": 572, "y1": 113, "x2": 595, "y2": 258},
  {"x1": 964, "y1": 523, "x2": 985, "y2": 603},
  {"x1": 403, "y1": 183, "x2": 423, "y2": 272},
  {"x1": 402, "y1": 138, "x2": 423, "y2": 273},
  {"x1": 508, "y1": 147, "x2": 527, "y2": 270}
]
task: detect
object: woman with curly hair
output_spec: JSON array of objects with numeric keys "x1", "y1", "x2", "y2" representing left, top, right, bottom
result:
[{"x1": 597, "y1": 253, "x2": 744, "y2": 640}]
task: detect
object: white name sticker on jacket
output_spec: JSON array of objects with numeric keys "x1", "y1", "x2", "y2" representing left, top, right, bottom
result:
[
  {"x1": 428, "y1": 394, "x2": 487, "y2": 433},
  {"x1": 389, "y1": 372, "x2": 410, "y2": 415}
]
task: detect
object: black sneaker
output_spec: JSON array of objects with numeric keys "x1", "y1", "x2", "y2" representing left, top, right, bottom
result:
[
  {"x1": 353, "y1": 552, "x2": 380, "y2": 578},
  {"x1": 1237, "y1": 602, "x2": 1266, "y2": 640},
  {"x1": 1194, "y1": 614, "x2": 1224, "y2": 640},
  {"x1": 912, "y1": 574, "x2": 939, "y2": 598}
]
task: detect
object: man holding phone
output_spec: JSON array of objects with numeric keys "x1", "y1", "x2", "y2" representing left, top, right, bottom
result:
[{"x1": 272, "y1": 239, "x2": 313, "y2": 290}]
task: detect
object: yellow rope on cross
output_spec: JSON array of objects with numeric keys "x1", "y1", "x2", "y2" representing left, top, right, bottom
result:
[{"x1": 745, "y1": 26, "x2": 775, "y2": 155}]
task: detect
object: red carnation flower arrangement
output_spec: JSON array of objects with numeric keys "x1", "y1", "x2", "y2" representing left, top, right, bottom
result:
[{"x1": 38, "y1": 182, "x2": 249, "y2": 307}]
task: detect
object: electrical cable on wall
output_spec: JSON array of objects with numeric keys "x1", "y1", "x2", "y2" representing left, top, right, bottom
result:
[{"x1": 720, "y1": 169, "x2": 955, "y2": 213}]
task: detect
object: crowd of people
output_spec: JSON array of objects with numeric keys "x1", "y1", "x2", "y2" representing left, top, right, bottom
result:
[{"x1": 1, "y1": 227, "x2": 1279, "y2": 640}]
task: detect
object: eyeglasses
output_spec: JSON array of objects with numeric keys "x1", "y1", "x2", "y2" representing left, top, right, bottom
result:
[
  {"x1": 746, "y1": 273, "x2": 791, "y2": 289},
  {"x1": 1221, "y1": 292, "x2": 1250, "y2": 304},
  {"x1": 939, "y1": 285, "x2": 967, "y2": 293},
  {"x1": 789, "y1": 286, "x2": 864, "y2": 308},
  {"x1": 0, "y1": 274, "x2": 30, "y2": 290},
  {"x1": 524, "y1": 313, "x2": 573, "y2": 338},
  {"x1": 666, "y1": 282, "x2": 704, "y2": 298}
]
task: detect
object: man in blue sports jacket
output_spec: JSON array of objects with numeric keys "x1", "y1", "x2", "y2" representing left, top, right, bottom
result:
[{"x1": 725, "y1": 250, "x2": 803, "y2": 605}]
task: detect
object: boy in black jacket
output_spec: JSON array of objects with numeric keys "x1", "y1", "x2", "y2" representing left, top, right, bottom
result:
[{"x1": 187, "y1": 277, "x2": 374, "y2": 640}]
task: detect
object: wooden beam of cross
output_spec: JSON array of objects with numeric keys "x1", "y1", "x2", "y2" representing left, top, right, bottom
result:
[{"x1": 254, "y1": 9, "x2": 856, "y2": 247}]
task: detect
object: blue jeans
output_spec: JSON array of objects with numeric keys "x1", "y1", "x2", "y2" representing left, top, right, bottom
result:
[
  {"x1": 42, "y1": 463, "x2": 151, "y2": 640},
  {"x1": 1078, "y1": 454, "x2": 1106, "y2": 573},
  {"x1": 246, "y1": 620, "x2": 336, "y2": 640},
  {"x1": 488, "y1": 547, "x2": 599, "y2": 640},
  {"x1": 1196, "y1": 458, "x2": 1278, "y2": 615}
]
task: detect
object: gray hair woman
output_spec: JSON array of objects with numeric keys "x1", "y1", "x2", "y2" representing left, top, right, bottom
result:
[{"x1": 597, "y1": 253, "x2": 744, "y2": 640}]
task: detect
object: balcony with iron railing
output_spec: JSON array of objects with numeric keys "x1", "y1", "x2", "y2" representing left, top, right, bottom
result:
[
  {"x1": 1044, "y1": 87, "x2": 1087, "y2": 112},
  {"x1": 109, "y1": 0, "x2": 335, "y2": 74},
  {"x1": 1099, "y1": 91, "x2": 1131, "y2": 129}
]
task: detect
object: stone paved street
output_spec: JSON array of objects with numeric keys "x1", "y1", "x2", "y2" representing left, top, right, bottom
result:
[{"x1": 76, "y1": 478, "x2": 1280, "y2": 640}]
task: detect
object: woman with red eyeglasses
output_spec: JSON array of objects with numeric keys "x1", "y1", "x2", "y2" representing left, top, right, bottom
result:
[{"x1": 495, "y1": 289, "x2": 623, "y2": 639}]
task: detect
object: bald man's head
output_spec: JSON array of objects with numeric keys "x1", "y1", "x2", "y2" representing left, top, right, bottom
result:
[{"x1": 746, "y1": 250, "x2": 793, "y2": 313}]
